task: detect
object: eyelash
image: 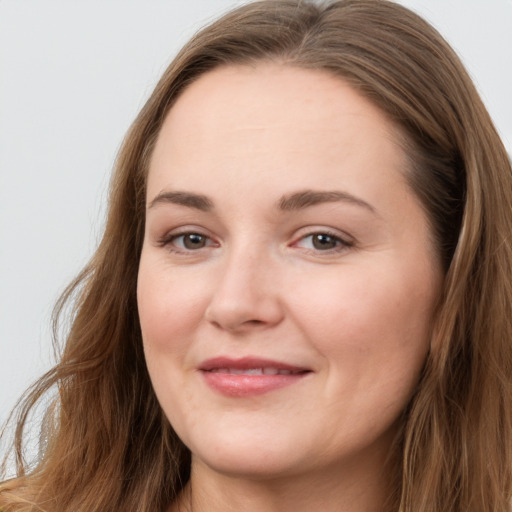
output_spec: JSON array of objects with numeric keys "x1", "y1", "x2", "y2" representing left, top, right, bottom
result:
[
  {"x1": 293, "y1": 231, "x2": 354, "y2": 253},
  {"x1": 157, "y1": 230, "x2": 354, "y2": 255},
  {"x1": 157, "y1": 231, "x2": 216, "y2": 253}
]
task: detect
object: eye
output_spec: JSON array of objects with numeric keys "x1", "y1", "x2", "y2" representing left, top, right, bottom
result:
[
  {"x1": 295, "y1": 232, "x2": 352, "y2": 252},
  {"x1": 310, "y1": 233, "x2": 340, "y2": 250},
  {"x1": 162, "y1": 232, "x2": 216, "y2": 252}
]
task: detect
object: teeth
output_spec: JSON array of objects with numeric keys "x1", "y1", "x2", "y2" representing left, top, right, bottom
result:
[
  {"x1": 209, "y1": 367, "x2": 298, "y2": 375},
  {"x1": 210, "y1": 368, "x2": 229, "y2": 373},
  {"x1": 244, "y1": 368, "x2": 262, "y2": 375}
]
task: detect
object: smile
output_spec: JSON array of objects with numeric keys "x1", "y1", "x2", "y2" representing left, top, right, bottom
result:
[
  {"x1": 207, "y1": 367, "x2": 305, "y2": 375},
  {"x1": 199, "y1": 357, "x2": 311, "y2": 397}
]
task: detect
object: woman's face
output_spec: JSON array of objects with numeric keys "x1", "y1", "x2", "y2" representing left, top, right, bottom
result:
[{"x1": 138, "y1": 64, "x2": 443, "y2": 481}]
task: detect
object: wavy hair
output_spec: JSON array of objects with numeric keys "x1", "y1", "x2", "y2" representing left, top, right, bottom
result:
[{"x1": 2, "y1": 1, "x2": 512, "y2": 510}]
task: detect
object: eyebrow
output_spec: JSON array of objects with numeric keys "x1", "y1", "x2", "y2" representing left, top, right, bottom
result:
[
  {"x1": 147, "y1": 189, "x2": 376, "y2": 214},
  {"x1": 148, "y1": 191, "x2": 213, "y2": 211},
  {"x1": 278, "y1": 190, "x2": 376, "y2": 214}
]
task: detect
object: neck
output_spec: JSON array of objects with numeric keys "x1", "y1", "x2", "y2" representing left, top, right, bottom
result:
[{"x1": 171, "y1": 449, "x2": 398, "y2": 512}]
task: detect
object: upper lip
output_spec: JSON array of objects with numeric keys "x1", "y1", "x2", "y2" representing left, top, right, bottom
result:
[{"x1": 198, "y1": 356, "x2": 310, "y2": 373}]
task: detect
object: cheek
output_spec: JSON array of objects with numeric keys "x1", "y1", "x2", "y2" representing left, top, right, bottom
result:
[
  {"x1": 137, "y1": 261, "x2": 208, "y2": 356},
  {"x1": 288, "y1": 262, "x2": 437, "y2": 386},
  {"x1": 137, "y1": 259, "x2": 207, "y2": 431}
]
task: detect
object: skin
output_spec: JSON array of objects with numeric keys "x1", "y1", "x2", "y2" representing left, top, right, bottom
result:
[{"x1": 137, "y1": 64, "x2": 443, "y2": 512}]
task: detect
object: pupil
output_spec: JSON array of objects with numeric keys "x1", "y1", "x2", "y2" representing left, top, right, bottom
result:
[
  {"x1": 313, "y1": 234, "x2": 336, "y2": 250},
  {"x1": 184, "y1": 234, "x2": 205, "y2": 249}
]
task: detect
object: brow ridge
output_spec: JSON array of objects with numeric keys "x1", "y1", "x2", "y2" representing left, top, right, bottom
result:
[
  {"x1": 148, "y1": 191, "x2": 213, "y2": 211},
  {"x1": 278, "y1": 190, "x2": 375, "y2": 213},
  {"x1": 148, "y1": 189, "x2": 375, "y2": 215}
]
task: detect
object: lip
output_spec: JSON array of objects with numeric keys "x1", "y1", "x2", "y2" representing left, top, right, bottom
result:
[{"x1": 198, "y1": 356, "x2": 311, "y2": 397}]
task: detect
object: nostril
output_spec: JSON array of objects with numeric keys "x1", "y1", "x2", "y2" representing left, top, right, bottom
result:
[
  {"x1": 205, "y1": 292, "x2": 285, "y2": 332},
  {"x1": 209, "y1": 317, "x2": 267, "y2": 332}
]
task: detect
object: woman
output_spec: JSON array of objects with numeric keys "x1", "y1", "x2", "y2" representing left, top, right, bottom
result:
[{"x1": 1, "y1": 0, "x2": 512, "y2": 511}]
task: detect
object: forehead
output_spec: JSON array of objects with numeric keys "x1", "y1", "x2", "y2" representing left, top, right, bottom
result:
[{"x1": 147, "y1": 64, "x2": 407, "y2": 203}]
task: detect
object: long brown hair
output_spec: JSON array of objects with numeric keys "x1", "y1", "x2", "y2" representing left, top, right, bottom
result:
[{"x1": 2, "y1": 1, "x2": 512, "y2": 510}]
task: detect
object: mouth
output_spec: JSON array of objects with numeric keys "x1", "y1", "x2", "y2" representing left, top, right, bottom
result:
[
  {"x1": 198, "y1": 357, "x2": 311, "y2": 397},
  {"x1": 207, "y1": 367, "x2": 307, "y2": 375}
]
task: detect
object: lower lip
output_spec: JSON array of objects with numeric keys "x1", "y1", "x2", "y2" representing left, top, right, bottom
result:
[{"x1": 201, "y1": 371, "x2": 308, "y2": 397}]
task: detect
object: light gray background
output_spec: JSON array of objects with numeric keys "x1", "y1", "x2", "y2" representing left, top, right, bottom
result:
[{"x1": 1, "y1": 0, "x2": 511, "y2": 427}]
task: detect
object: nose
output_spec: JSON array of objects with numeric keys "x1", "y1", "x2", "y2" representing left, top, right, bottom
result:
[{"x1": 205, "y1": 249, "x2": 285, "y2": 333}]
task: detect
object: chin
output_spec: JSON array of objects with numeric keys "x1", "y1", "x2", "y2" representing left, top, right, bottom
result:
[
  {"x1": 194, "y1": 453, "x2": 303, "y2": 481},
  {"x1": 186, "y1": 429, "x2": 309, "y2": 480}
]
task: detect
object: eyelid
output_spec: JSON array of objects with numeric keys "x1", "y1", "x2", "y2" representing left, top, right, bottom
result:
[
  {"x1": 155, "y1": 224, "x2": 354, "y2": 256},
  {"x1": 291, "y1": 227, "x2": 355, "y2": 254},
  {"x1": 157, "y1": 227, "x2": 219, "y2": 253}
]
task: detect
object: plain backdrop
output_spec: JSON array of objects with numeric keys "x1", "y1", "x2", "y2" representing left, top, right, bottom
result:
[{"x1": 1, "y1": 0, "x2": 511, "y2": 428}]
